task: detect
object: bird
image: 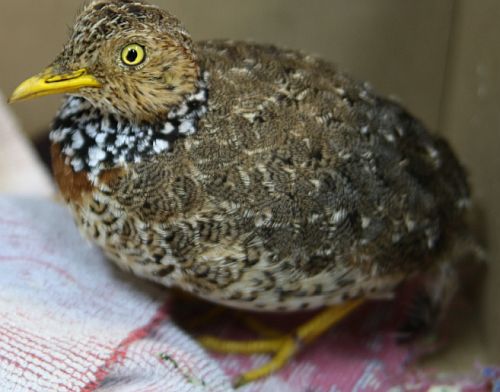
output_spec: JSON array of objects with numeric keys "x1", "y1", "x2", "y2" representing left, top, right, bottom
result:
[{"x1": 10, "y1": 0, "x2": 474, "y2": 386}]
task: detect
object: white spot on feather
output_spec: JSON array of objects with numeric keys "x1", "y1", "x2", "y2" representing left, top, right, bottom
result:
[
  {"x1": 153, "y1": 140, "x2": 170, "y2": 154},
  {"x1": 71, "y1": 131, "x2": 85, "y2": 149},
  {"x1": 88, "y1": 147, "x2": 106, "y2": 167},
  {"x1": 115, "y1": 134, "x2": 128, "y2": 147},
  {"x1": 179, "y1": 120, "x2": 195, "y2": 135},
  {"x1": 191, "y1": 89, "x2": 207, "y2": 102},
  {"x1": 175, "y1": 103, "x2": 189, "y2": 117},
  {"x1": 86, "y1": 123, "x2": 98, "y2": 138},
  {"x1": 63, "y1": 146, "x2": 75, "y2": 157},
  {"x1": 242, "y1": 112, "x2": 259, "y2": 123},
  {"x1": 71, "y1": 158, "x2": 84, "y2": 172},
  {"x1": 331, "y1": 209, "x2": 348, "y2": 225},
  {"x1": 160, "y1": 123, "x2": 175, "y2": 135},
  {"x1": 95, "y1": 133, "x2": 107, "y2": 146},
  {"x1": 405, "y1": 217, "x2": 416, "y2": 232}
]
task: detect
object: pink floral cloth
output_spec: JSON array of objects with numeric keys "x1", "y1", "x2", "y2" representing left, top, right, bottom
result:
[{"x1": 0, "y1": 197, "x2": 494, "y2": 391}]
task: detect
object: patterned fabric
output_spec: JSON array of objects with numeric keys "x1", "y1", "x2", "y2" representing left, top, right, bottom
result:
[
  {"x1": 0, "y1": 197, "x2": 229, "y2": 392},
  {"x1": 0, "y1": 197, "x2": 493, "y2": 391}
]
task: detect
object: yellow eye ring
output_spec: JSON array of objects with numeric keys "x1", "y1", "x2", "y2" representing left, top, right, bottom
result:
[{"x1": 121, "y1": 44, "x2": 146, "y2": 66}]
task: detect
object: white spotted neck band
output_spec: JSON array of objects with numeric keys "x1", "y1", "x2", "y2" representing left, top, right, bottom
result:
[{"x1": 50, "y1": 72, "x2": 209, "y2": 182}]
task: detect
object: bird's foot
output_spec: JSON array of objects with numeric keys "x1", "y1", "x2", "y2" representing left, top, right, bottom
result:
[{"x1": 198, "y1": 299, "x2": 364, "y2": 388}]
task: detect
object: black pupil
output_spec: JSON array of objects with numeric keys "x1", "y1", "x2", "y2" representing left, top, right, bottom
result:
[{"x1": 127, "y1": 49, "x2": 138, "y2": 63}]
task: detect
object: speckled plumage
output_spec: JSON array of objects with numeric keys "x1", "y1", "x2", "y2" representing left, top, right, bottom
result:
[{"x1": 46, "y1": 0, "x2": 471, "y2": 312}]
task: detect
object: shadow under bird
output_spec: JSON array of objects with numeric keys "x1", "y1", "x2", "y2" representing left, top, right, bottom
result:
[{"x1": 10, "y1": 0, "x2": 474, "y2": 386}]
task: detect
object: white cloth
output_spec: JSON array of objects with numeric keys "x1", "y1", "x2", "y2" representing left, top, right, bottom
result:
[
  {"x1": 0, "y1": 92, "x2": 53, "y2": 197},
  {"x1": 0, "y1": 197, "x2": 232, "y2": 392}
]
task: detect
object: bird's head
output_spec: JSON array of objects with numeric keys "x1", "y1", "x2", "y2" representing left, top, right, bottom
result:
[{"x1": 9, "y1": 0, "x2": 200, "y2": 123}]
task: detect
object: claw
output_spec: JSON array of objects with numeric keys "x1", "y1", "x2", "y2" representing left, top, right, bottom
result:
[{"x1": 198, "y1": 299, "x2": 365, "y2": 386}]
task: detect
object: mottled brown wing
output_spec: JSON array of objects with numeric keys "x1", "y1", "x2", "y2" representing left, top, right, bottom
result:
[{"x1": 111, "y1": 40, "x2": 469, "y2": 307}]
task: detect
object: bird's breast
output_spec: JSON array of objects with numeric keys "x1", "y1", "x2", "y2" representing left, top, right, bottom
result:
[
  {"x1": 51, "y1": 143, "x2": 126, "y2": 204},
  {"x1": 51, "y1": 143, "x2": 93, "y2": 204}
]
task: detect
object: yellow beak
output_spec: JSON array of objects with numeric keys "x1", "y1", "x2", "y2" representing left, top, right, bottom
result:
[{"x1": 8, "y1": 68, "x2": 101, "y2": 103}]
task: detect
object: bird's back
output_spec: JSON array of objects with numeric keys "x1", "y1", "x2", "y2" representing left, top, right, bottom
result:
[{"x1": 101, "y1": 40, "x2": 470, "y2": 310}]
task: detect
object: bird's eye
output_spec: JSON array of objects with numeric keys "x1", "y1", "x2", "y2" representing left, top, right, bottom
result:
[{"x1": 121, "y1": 44, "x2": 146, "y2": 66}]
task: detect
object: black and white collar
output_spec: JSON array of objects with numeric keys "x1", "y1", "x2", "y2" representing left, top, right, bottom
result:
[{"x1": 50, "y1": 72, "x2": 209, "y2": 181}]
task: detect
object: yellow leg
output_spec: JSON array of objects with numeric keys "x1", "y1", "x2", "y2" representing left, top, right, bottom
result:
[{"x1": 198, "y1": 299, "x2": 365, "y2": 387}]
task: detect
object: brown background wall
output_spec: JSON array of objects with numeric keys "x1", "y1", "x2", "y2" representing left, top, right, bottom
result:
[
  {"x1": 441, "y1": 0, "x2": 500, "y2": 363},
  {"x1": 0, "y1": 0, "x2": 453, "y2": 136},
  {"x1": 0, "y1": 0, "x2": 498, "y2": 363}
]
